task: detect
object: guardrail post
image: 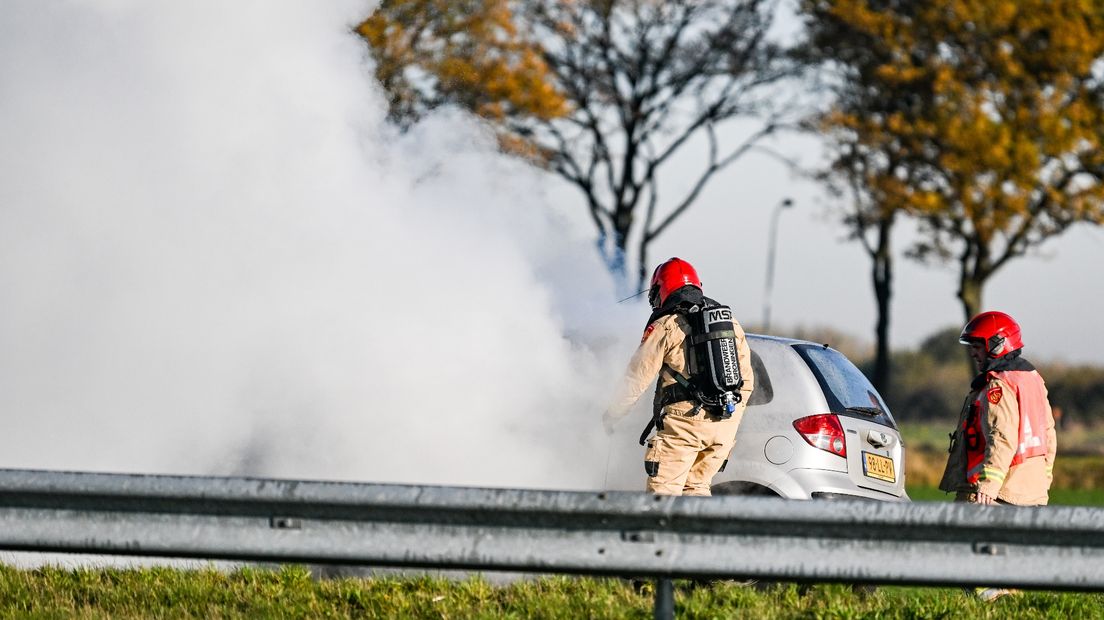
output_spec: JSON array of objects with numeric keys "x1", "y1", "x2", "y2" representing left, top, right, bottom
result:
[{"x1": 653, "y1": 578, "x2": 674, "y2": 620}]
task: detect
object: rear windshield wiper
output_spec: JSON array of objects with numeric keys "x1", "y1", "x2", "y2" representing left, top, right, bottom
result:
[{"x1": 845, "y1": 406, "x2": 883, "y2": 416}]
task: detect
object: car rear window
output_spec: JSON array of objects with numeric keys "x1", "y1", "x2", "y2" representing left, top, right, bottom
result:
[
  {"x1": 792, "y1": 344, "x2": 896, "y2": 429},
  {"x1": 746, "y1": 349, "x2": 773, "y2": 406}
]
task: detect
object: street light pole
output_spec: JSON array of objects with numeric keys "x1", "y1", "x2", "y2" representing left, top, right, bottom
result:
[{"x1": 762, "y1": 197, "x2": 793, "y2": 333}]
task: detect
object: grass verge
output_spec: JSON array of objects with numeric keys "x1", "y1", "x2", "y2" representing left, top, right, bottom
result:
[
  {"x1": 908, "y1": 484, "x2": 1104, "y2": 505},
  {"x1": 1, "y1": 565, "x2": 1103, "y2": 619}
]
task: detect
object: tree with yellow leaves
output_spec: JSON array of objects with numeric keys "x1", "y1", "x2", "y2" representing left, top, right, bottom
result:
[
  {"x1": 360, "y1": 0, "x2": 796, "y2": 288},
  {"x1": 801, "y1": 0, "x2": 1104, "y2": 387}
]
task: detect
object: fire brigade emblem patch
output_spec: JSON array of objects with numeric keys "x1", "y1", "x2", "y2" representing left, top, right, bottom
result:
[
  {"x1": 641, "y1": 324, "x2": 656, "y2": 343},
  {"x1": 987, "y1": 386, "x2": 1003, "y2": 404}
]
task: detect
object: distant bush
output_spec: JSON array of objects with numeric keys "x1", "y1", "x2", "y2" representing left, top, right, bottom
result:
[
  {"x1": 916, "y1": 326, "x2": 970, "y2": 365},
  {"x1": 875, "y1": 349, "x2": 972, "y2": 422},
  {"x1": 854, "y1": 327, "x2": 974, "y2": 423},
  {"x1": 1036, "y1": 364, "x2": 1104, "y2": 428}
]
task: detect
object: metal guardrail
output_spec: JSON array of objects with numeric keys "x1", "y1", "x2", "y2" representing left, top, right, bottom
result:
[{"x1": 1, "y1": 468, "x2": 1103, "y2": 596}]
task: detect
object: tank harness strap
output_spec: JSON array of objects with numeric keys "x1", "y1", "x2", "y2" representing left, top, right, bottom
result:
[
  {"x1": 689, "y1": 329, "x2": 736, "y2": 345},
  {"x1": 664, "y1": 364, "x2": 697, "y2": 396},
  {"x1": 660, "y1": 381, "x2": 695, "y2": 406},
  {"x1": 638, "y1": 366, "x2": 701, "y2": 446}
]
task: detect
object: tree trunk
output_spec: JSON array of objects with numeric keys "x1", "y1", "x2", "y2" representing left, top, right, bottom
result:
[
  {"x1": 637, "y1": 239, "x2": 649, "y2": 295},
  {"x1": 870, "y1": 218, "x2": 893, "y2": 393},
  {"x1": 609, "y1": 209, "x2": 633, "y2": 294},
  {"x1": 597, "y1": 225, "x2": 630, "y2": 295},
  {"x1": 958, "y1": 275, "x2": 983, "y2": 325},
  {"x1": 957, "y1": 272, "x2": 985, "y2": 369}
]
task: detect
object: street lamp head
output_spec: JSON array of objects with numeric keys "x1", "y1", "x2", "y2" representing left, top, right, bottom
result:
[{"x1": 781, "y1": 197, "x2": 794, "y2": 208}]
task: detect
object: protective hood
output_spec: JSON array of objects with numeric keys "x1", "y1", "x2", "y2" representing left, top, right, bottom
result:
[
  {"x1": 971, "y1": 349, "x2": 1034, "y2": 390},
  {"x1": 645, "y1": 285, "x2": 706, "y2": 326}
]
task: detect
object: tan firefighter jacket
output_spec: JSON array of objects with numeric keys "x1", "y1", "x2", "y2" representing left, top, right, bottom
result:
[
  {"x1": 607, "y1": 312, "x2": 754, "y2": 423},
  {"x1": 939, "y1": 367, "x2": 1057, "y2": 505}
]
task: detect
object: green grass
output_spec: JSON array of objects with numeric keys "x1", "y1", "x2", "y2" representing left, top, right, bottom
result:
[
  {"x1": 898, "y1": 421, "x2": 1104, "y2": 456},
  {"x1": 907, "y1": 485, "x2": 1104, "y2": 506},
  {"x1": 898, "y1": 422, "x2": 957, "y2": 452},
  {"x1": 1, "y1": 565, "x2": 1102, "y2": 619}
]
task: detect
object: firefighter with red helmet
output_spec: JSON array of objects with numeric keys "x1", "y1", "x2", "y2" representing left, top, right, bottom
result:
[
  {"x1": 939, "y1": 311, "x2": 1057, "y2": 507},
  {"x1": 603, "y1": 257, "x2": 754, "y2": 496}
]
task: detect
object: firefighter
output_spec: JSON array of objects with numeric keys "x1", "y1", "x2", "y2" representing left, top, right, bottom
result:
[
  {"x1": 939, "y1": 311, "x2": 1058, "y2": 601},
  {"x1": 602, "y1": 257, "x2": 754, "y2": 496}
]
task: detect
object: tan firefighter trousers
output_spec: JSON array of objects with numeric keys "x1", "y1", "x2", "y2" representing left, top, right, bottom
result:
[{"x1": 643, "y1": 410, "x2": 742, "y2": 496}]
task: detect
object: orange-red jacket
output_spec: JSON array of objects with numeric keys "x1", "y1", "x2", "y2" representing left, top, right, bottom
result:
[
  {"x1": 963, "y1": 368, "x2": 1050, "y2": 485},
  {"x1": 940, "y1": 355, "x2": 1057, "y2": 505}
]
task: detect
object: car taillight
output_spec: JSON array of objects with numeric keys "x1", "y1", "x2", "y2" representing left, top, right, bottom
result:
[{"x1": 793, "y1": 414, "x2": 847, "y2": 458}]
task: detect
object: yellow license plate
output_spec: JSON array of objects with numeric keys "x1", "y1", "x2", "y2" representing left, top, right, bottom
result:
[{"x1": 862, "y1": 451, "x2": 896, "y2": 483}]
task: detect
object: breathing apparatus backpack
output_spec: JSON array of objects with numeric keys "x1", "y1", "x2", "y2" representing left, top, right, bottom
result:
[{"x1": 639, "y1": 301, "x2": 745, "y2": 445}]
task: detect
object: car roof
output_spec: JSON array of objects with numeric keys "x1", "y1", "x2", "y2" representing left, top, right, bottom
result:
[{"x1": 746, "y1": 333, "x2": 829, "y2": 350}]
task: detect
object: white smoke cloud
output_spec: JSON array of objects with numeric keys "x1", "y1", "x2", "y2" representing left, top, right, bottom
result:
[{"x1": 0, "y1": 1, "x2": 645, "y2": 490}]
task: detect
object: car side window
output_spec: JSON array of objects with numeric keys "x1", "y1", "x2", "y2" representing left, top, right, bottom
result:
[{"x1": 746, "y1": 349, "x2": 773, "y2": 406}]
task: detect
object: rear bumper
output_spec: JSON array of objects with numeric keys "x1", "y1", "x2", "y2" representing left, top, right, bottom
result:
[
  {"x1": 784, "y1": 468, "x2": 909, "y2": 502},
  {"x1": 811, "y1": 491, "x2": 911, "y2": 501}
]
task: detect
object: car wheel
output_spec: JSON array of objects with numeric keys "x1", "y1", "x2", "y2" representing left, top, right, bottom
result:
[{"x1": 711, "y1": 481, "x2": 779, "y2": 497}]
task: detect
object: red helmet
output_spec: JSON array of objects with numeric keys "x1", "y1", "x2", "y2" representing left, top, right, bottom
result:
[
  {"x1": 648, "y1": 257, "x2": 702, "y2": 308},
  {"x1": 959, "y1": 311, "x2": 1024, "y2": 358}
]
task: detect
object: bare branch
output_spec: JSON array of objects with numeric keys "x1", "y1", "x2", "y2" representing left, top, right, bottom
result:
[
  {"x1": 361, "y1": 0, "x2": 797, "y2": 282},
  {"x1": 647, "y1": 121, "x2": 776, "y2": 242}
]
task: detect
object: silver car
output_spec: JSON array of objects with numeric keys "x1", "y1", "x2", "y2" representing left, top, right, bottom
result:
[{"x1": 711, "y1": 334, "x2": 908, "y2": 501}]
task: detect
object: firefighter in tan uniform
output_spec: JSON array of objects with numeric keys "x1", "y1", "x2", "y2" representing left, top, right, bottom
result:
[
  {"x1": 940, "y1": 310, "x2": 1057, "y2": 505},
  {"x1": 939, "y1": 311, "x2": 1057, "y2": 601},
  {"x1": 603, "y1": 258, "x2": 754, "y2": 496}
]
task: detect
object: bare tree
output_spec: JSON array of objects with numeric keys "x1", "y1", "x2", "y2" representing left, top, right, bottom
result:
[{"x1": 361, "y1": 0, "x2": 798, "y2": 289}]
